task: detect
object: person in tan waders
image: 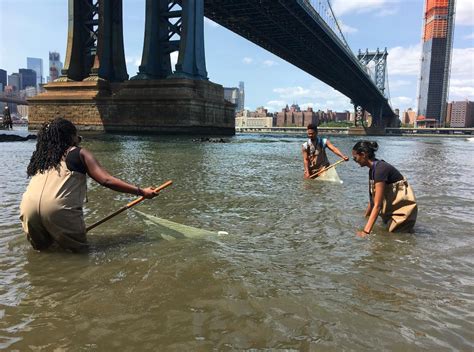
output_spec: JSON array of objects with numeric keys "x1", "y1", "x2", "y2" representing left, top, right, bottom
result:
[
  {"x1": 302, "y1": 124, "x2": 349, "y2": 178},
  {"x1": 20, "y1": 117, "x2": 158, "y2": 252},
  {"x1": 352, "y1": 141, "x2": 418, "y2": 237}
]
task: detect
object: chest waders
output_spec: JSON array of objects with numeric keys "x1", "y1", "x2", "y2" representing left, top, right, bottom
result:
[
  {"x1": 20, "y1": 153, "x2": 88, "y2": 251},
  {"x1": 306, "y1": 138, "x2": 330, "y2": 173},
  {"x1": 369, "y1": 161, "x2": 418, "y2": 232}
]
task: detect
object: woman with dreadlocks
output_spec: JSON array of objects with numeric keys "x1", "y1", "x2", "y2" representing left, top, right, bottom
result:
[{"x1": 20, "y1": 117, "x2": 158, "y2": 251}]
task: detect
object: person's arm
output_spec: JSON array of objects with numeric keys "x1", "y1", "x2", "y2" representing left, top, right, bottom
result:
[
  {"x1": 80, "y1": 148, "x2": 158, "y2": 199},
  {"x1": 357, "y1": 181, "x2": 385, "y2": 237},
  {"x1": 364, "y1": 201, "x2": 372, "y2": 217},
  {"x1": 325, "y1": 140, "x2": 349, "y2": 161},
  {"x1": 302, "y1": 147, "x2": 311, "y2": 178}
]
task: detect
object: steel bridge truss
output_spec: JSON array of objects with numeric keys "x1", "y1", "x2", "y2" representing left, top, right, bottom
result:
[
  {"x1": 357, "y1": 48, "x2": 388, "y2": 96},
  {"x1": 60, "y1": 0, "x2": 207, "y2": 82}
]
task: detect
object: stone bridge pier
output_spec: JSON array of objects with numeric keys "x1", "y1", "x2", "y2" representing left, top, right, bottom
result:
[{"x1": 28, "y1": 0, "x2": 235, "y2": 135}]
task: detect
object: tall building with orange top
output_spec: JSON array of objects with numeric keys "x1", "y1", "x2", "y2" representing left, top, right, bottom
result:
[{"x1": 417, "y1": 0, "x2": 455, "y2": 126}]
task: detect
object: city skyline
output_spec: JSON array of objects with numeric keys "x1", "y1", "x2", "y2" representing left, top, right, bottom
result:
[{"x1": 0, "y1": 0, "x2": 473, "y2": 114}]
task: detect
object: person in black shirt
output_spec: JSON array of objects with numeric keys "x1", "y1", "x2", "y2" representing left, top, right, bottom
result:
[{"x1": 352, "y1": 141, "x2": 417, "y2": 237}]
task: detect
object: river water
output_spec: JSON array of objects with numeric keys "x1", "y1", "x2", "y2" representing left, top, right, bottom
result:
[{"x1": 0, "y1": 132, "x2": 473, "y2": 350}]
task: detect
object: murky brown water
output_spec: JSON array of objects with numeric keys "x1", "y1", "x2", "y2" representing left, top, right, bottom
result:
[{"x1": 1, "y1": 131, "x2": 473, "y2": 350}]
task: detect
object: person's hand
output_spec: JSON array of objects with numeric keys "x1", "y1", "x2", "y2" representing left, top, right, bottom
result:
[
  {"x1": 356, "y1": 230, "x2": 370, "y2": 238},
  {"x1": 141, "y1": 186, "x2": 159, "y2": 199},
  {"x1": 304, "y1": 171, "x2": 311, "y2": 179},
  {"x1": 342, "y1": 155, "x2": 349, "y2": 161}
]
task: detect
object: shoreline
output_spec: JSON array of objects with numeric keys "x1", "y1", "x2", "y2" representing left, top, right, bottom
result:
[{"x1": 236, "y1": 127, "x2": 474, "y2": 138}]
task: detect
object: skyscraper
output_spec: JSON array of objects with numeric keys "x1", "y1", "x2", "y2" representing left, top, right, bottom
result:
[
  {"x1": 49, "y1": 52, "x2": 63, "y2": 82},
  {"x1": 238, "y1": 81, "x2": 245, "y2": 112},
  {"x1": 27, "y1": 57, "x2": 44, "y2": 88},
  {"x1": 8, "y1": 73, "x2": 21, "y2": 91},
  {"x1": 19, "y1": 68, "x2": 37, "y2": 89},
  {"x1": 417, "y1": 0, "x2": 456, "y2": 126},
  {"x1": 0, "y1": 69, "x2": 6, "y2": 91}
]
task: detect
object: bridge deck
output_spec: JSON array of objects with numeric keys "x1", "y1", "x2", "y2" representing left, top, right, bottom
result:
[{"x1": 204, "y1": 0, "x2": 393, "y2": 118}]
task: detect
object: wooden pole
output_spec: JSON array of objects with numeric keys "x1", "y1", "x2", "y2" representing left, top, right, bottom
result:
[
  {"x1": 86, "y1": 180, "x2": 173, "y2": 232},
  {"x1": 310, "y1": 159, "x2": 346, "y2": 179}
]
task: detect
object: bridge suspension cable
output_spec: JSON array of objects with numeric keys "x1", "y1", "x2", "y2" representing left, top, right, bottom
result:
[{"x1": 304, "y1": 0, "x2": 350, "y2": 49}]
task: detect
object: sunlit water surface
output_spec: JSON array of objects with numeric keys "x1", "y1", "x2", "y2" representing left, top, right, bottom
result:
[{"x1": 0, "y1": 132, "x2": 473, "y2": 350}]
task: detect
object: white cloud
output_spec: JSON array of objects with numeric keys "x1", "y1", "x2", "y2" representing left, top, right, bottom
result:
[
  {"x1": 389, "y1": 79, "x2": 411, "y2": 88},
  {"x1": 271, "y1": 84, "x2": 353, "y2": 111},
  {"x1": 449, "y1": 86, "x2": 474, "y2": 99},
  {"x1": 125, "y1": 56, "x2": 141, "y2": 67},
  {"x1": 242, "y1": 57, "x2": 253, "y2": 64},
  {"x1": 464, "y1": 33, "x2": 474, "y2": 40},
  {"x1": 449, "y1": 47, "x2": 474, "y2": 100},
  {"x1": 339, "y1": 21, "x2": 358, "y2": 34},
  {"x1": 331, "y1": 0, "x2": 395, "y2": 16},
  {"x1": 456, "y1": 0, "x2": 474, "y2": 26},
  {"x1": 204, "y1": 17, "x2": 220, "y2": 28},
  {"x1": 300, "y1": 102, "x2": 316, "y2": 110},
  {"x1": 265, "y1": 100, "x2": 287, "y2": 112},
  {"x1": 391, "y1": 96, "x2": 413, "y2": 106},
  {"x1": 451, "y1": 48, "x2": 474, "y2": 77},
  {"x1": 262, "y1": 60, "x2": 277, "y2": 67},
  {"x1": 374, "y1": 7, "x2": 398, "y2": 17},
  {"x1": 273, "y1": 86, "x2": 310, "y2": 98},
  {"x1": 388, "y1": 44, "x2": 421, "y2": 76}
]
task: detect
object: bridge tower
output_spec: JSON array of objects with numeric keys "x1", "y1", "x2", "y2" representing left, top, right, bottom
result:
[
  {"x1": 354, "y1": 48, "x2": 389, "y2": 128},
  {"x1": 28, "y1": 0, "x2": 234, "y2": 134}
]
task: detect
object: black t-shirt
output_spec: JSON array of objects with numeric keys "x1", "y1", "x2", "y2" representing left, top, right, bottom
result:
[
  {"x1": 369, "y1": 160, "x2": 403, "y2": 184},
  {"x1": 66, "y1": 147, "x2": 87, "y2": 174}
]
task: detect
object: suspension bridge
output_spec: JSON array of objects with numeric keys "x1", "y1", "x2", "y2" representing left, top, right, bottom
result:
[{"x1": 28, "y1": 0, "x2": 397, "y2": 134}]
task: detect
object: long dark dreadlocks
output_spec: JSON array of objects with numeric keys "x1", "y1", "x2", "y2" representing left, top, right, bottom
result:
[{"x1": 27, "y1": 118, "x2": 77, "y2": 177}]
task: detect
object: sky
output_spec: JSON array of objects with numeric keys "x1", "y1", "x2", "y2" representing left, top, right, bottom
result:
[{"x1": 0, "y1": 0, "x2": 473, "y2": 114}]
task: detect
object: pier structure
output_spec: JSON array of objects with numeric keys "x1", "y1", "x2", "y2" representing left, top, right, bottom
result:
[{"x1": 28, "y1": 0, "x2": 235, "y2": 134}]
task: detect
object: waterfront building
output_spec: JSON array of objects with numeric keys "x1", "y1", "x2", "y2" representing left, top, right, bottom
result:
[
  {"x1": 335, "y1": 111, "x2": 350, "y2": 122},
  {"x1": 8, "y1": 73, "x2": 21, "y2": 91},
  {"x1": 49, "y1": 51, "x2": 63, "y2": 82},
  {"x1": 416, "y1": 116, "x2": 438, "y2": 128},
  {"x1": 0, "y1": 69, "x2": 6, "y2": 91},
  {"x1": 235, "y1": 107, "x2": 273, "y2": 128},
  {"x1": 27, "y1": 57, "x2": 44, "y2": 89},
  {"x1": 416, "y1": 0, "x2": 455, "y2": 126},
  {"x1": 224, "y1": 81, "x2": 245, "y2": 113},
  {"x1": 449, "y1": 100, "x2": 474, "y2": 127},
  {"x1": 224, "y1": 87, "x2": 239, "y2": 111},
  {"x1": 25, "y1": 86, "x2": 37, "y2": 97},
  {"x1": 19, "y1": 69, "x2": 37, "y2": 90},
  {"x1": 276, "y1": 104, "x2": 318, "y2": 127},
  {"x1": 238, "y1": 81, "x2": 245, "y2": 112},
  {"x1": 402, "y1": 108, "x2": 417, "y2": 125}
]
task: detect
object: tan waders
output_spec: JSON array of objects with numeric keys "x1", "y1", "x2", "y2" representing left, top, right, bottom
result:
[
  {"x1": 20, "y1": 159, "x2": 88, "y2": 251},
  {"x1": 370, "y1": 178, "x2": 418, "y2": 232}
]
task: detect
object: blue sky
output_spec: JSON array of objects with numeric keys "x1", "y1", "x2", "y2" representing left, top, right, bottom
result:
[{"x1": 1, "y1": 0, "x2": 473, "y2": 114}]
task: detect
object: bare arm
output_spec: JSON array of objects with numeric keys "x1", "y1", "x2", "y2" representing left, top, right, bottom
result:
[
  {"x1": 302, "y1": 147, "x2": 311, "y2": 178},
  {"x1": 364, "y1": 201, "x2": 372, "y2": 217},
  {"x1": 357, "y1": 181, "x2": 385, "y2": 237},
  {"x1": 80, "y1": 148, "x2": 157, "y2": 199},
  {"x1": 325, "y1": 140, "x2": 349, "y2": 161}
]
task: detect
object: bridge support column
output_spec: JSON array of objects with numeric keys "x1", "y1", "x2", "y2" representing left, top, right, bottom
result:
[
  {"x1": 60, "y1": 0, "x2": 128, "y2": 82},
  {"x1": 174, "y1": 0, "x2": 208, "y2": 79},
  {"x1": 132, "y1": 0, "x2": 176, "y2": 79},
  {"x1": 28, "y1": 0, "x2": 233, "y2": 134}
]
